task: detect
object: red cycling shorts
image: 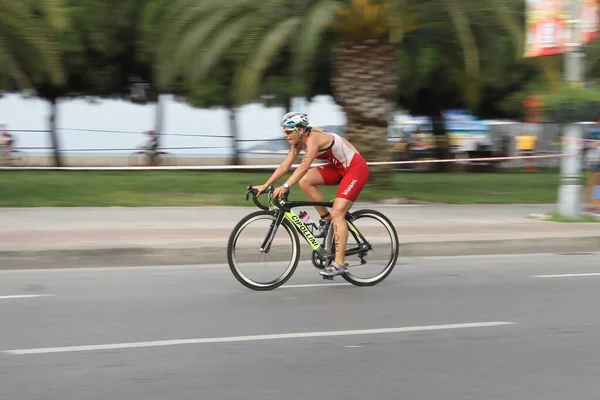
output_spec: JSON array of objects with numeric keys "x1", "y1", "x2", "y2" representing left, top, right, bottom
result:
[{"x1": 316, "y1": 154, "x2": 369, "y2": 202}]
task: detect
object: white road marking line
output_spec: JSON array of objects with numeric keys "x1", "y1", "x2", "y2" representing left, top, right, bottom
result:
[
  {"x1": 0, "y1": 294, "x2": 51, "y2": 300},
  {"x1": 532, "y1": 273, "x2": 600, "y2": 278},
  {"x1": 282, "y1": 283, "x2": 349, "y2": 288},
  {"x1": 4, "y1": 321, "x2": 515, "y2": 355}
]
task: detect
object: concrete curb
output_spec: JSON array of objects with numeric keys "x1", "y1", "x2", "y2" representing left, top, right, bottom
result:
[{"x1": 1, "y1": 236, "x2": 598, "y2": 270}]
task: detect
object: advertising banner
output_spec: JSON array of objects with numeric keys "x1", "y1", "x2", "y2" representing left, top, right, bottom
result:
[
  {"x1": 525, "y1": 0, "x2": 570, "y2": 57},
  {"x1": 578, "y1": 0, "x2": 600, "y2": 44}
]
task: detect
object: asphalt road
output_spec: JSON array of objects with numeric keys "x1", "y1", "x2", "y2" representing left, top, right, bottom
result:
[{"x1": 1, "y1": 253, "x2": 599, "y2": 400}]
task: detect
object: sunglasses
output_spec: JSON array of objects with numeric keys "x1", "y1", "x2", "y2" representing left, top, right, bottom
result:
[{"x1": 283, "y1": 128, "x2": 296, "y2": 135}]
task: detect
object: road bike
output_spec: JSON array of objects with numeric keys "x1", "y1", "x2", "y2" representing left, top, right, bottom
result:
[
  {"x1": 227, "y1": 185, "x2": 399, "y2": 291},
  {"x1": 127, "y1": 148, "x2": 177, "y2": 166},
  {"x1": 0, "y1": 148, "x2": 25, "y2": 167}
]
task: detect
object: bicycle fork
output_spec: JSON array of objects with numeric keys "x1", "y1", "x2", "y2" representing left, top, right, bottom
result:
[{"x1": 259, "y1": 210, "x2": 285, "y2": 253}]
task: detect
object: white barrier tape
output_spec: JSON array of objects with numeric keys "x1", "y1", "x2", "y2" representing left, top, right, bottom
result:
[
  {"x1": 0, "y1": 153, "x2": 576, "y2": 171},
  {"x1": 366, "y1": 153, "x2": 574, "y2": 166},
  {"x1": 560, "y1": 137, "x2": 600, "y2": 144}
]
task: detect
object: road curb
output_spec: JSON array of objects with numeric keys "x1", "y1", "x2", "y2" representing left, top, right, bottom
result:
[{"x1": 0, "y1": 236, "x2": 598, "y2": 270}]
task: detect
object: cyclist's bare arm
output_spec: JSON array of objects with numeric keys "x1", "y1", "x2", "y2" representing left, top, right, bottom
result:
[
  {"x1": 256, "y1": 146, "x2": 298, "y2": 193},
  {"x1": 283, "y1": 137, "x2": 319, "y2": 188}
]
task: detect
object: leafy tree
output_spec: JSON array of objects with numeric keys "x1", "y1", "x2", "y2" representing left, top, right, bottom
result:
[
  {"x1": 155, "y1": 0, "x2": 526, "y2": 181},
  {"x1": 0, "y1": 0, "x2": 65, "y2": 90},
  {"x1": 31, "y1": 0, "x2": 155, "y2": 166}
]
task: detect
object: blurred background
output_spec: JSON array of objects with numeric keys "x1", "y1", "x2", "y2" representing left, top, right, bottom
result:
[{"x1": 1, "y1": 0, "x2": 600, "y2": 171}]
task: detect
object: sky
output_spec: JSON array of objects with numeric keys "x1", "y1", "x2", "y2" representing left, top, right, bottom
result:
[{"x1": 0, "y1": 93, "x2": 347, "y2": 157}]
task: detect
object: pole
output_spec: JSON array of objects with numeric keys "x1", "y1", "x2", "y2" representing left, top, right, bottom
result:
[
  {"x1": 564, "y1": 0, "x2": 585, "y2": 87},
  {"x1": 155, "y1": 93, "x2": 164, "y2": 146},
  {"x1": 557, "y1": 0, "x2": 585, "y2": 218}
]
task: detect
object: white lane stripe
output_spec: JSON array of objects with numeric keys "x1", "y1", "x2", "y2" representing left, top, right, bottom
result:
[
  {"x1": 532, "y1": 273, "x2": 600, "y2": 278},
  {"x1": 0, "y1": 294, "x2": 51, "y2": 300},
  {"x1": 4, "y1": 321, "x2": 515, "y2": 355},
  {"x1": 283, "y1": 283, "x2": 349, "y2": 288}
]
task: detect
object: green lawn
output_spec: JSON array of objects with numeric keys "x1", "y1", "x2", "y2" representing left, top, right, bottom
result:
[{"x1": 0, "y1": 169, "x2": 580, "y2": 207}]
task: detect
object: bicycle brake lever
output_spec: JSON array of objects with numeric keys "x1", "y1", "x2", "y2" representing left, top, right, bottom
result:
[{"x1": 245, "y1": 184, "x2": 251, "y2": 202}]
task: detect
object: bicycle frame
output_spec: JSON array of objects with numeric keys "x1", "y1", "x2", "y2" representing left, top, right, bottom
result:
[
  {"x1": 253, "y1": 189, "x2": 370, "y2": 263},
  {"x1": 231, "y1": 185, "x2": 399, "y2": 290}
]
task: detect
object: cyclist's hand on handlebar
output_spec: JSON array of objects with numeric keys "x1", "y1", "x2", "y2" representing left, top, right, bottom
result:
[
  {"x1": 253, "y1": 184, "x2": 270, "y2": 197},
  {"x1": 272, "y1": 185, "x2": 289, "y2": 199}
]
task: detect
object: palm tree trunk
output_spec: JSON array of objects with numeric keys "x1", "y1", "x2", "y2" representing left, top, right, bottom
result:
[
  {"x1": 48, "y1": 97, "x2": 61, "y2": 167},
  {"x1": 152, "y1": 93, "x2": 164, "y2": 166},
  {"x1": 429, "y1": 109, "x2": 452, "y2": 172},
  {"x1": 342, "y1": 117, "x2": 390, "y2": 182},
  {"x1": 229, "y1": 107, "x2": 240, "y2": 165},
  {"x1": 154, "y1": 94, "x2": 164, "y2": 146},
  {"x1": 331, "y1": 38, "x2": 398, "y2": 185}
]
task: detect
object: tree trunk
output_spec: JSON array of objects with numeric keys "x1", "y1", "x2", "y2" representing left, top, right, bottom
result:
[
  {"x1": 331, "y1": 37, "x2": 398, "y2": 186},
  {"x1": 284, "y1": 97, "x2": 291, "y2": 114},
  {"x1": 342, "y1": 117, "x2": 391, "y2": 185},
  {"x1": 229, "y1": 107, "x2": 240, "y2": 165},
  {"x1": 429, "y1": 109, "x2": 452, "y2": 172},
  {"x1": 152, "y1": 94, "x2": 164, "y2": 166},
  {"x1": 48, "y1": 98, "x2": 61, "y2": 167},
  {"x1": 154, "y1": 94, "x2": 164, "y2": 147}
]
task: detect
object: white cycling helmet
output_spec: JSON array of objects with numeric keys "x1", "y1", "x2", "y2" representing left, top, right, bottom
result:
[{"x1": 280, "y1": 112, "x2": 309, "y2": 128}]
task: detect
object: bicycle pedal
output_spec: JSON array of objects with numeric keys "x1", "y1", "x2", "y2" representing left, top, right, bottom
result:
[{"x1": 322, "y1": 275, "x2": 334, "y2": 280}]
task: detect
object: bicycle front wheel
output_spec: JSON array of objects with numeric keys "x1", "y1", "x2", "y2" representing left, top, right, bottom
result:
[
  {"x1": 227, "y1": 210, "x2": 301, "y2": 291},
  {"x1": 128, "y1": 151, "x2": 145, "y2": 166},
  {"x1": 326, "y1": 209, "x2": 399, "y2": 286}
]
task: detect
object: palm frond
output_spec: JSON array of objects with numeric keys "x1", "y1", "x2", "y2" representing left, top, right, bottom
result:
[
  {"x1": 157, "y1": 0, "x2": 225, "y2": 61},
  {"x1": 40, "y1": 0, "x2": 69, "y2": 31},
  {"x1": 441, "y1": 0, "x2": 479, "y2": 78},
  {"x1": 584, "y1": 41, "x2": 600, "y2": 78},
  {"x1": 538, "y1": 56, "x2": 562, "y2": 92},
  {"x1": 233, "y1": 17, "x2": 302, "y2": 105},
  {"x1": 388, "y1": 0, "x2": 421, "y2": 43},
  {"x1": 293, "y1": 0, "x2": 340, "y2": 83},
  {"x1": 0, "y1": 37, "x2": 32, "y2": 88},
  {"x1": 486, "y1": 0, "x2": 524, "y2": 57},
  {"x1": 160, "y1": 0, "x2": 250, "y2": 57},
  {"x1": 331, "y1": 0, "x2": 390, "y2": 39},
  {"x1": 0, "y1": 0, "x2": 65, "y2": 88},
  {"x1": 157, "y1": 0, "x2": 254, "y2": 87},
  {"x1": 188, "y1": 14, "x2": 258, "y2": 84}
]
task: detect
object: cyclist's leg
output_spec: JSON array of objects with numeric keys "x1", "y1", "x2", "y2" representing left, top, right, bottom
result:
[
  {"x1": 330, "y1": 197, "x2": 354, "y2": 266},
  {"x1": 299, "y1": 164, "x2": 340, "y2": 219},
  {"x1": 320, "y1": 156, "x2": 369, "y2": 276}
]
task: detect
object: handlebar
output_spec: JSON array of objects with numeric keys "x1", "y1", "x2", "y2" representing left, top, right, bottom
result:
[{"x1": 245, "y1": 184, "x2": 289, "y2": 210}]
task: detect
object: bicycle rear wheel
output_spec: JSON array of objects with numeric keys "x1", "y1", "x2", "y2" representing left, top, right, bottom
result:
[
  {"x1": 227, "y1": 210, "x2": 301, "y2": 291},
  {"x1": 326, "y1": 209, "x2": 399, "y2": 286},
  {"x1": 157, "y1": 151, "x2": 177, "y2": 166},
  {"x1": 9, "y1": 150, "x2": 24, "y2": 166}
]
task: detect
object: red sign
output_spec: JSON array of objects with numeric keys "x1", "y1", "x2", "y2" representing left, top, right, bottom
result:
[{"x1": 578, "y1": 0, "x2": 600, "y2": 44}]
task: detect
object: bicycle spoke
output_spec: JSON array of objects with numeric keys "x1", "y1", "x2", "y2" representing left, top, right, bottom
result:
[
  {"x1": 326, "y1": 209, "x2": 399, "y2": 286},
  {"x1": 227, "y1": 211, "x2": 300, "y2": 290}
]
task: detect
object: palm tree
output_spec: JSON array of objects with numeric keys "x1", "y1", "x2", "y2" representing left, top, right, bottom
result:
[
  {"x1": 156, "y1": 0, "x2": 522, "y2": 179},
  {"x1": 0, "y1": 0, "x2": 65, "y2": 89}
]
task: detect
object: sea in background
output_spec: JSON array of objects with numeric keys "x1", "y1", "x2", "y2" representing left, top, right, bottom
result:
[{"x1": 0, "y1": 93, "x2": 347, "y2": 158}]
